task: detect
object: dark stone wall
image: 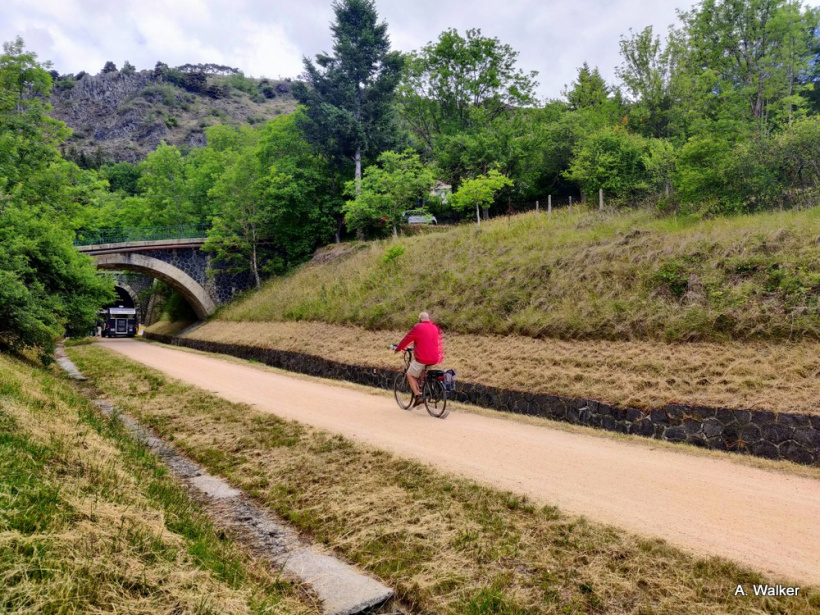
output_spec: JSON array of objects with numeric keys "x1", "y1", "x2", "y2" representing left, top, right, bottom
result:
[
  {"x1": 145, "y1": 248, "x2": 254, "y2": 305},
  {"x1": 144, "y1": 333, "x2": 820, "y2": 466}
]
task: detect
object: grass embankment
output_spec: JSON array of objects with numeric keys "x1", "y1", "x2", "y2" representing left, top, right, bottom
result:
[
  {"x1": 147, "y1": 317, "x2": 195, "y2": 336},
  {"x1": 68, "y1": 344, "x2": 820, "y2": 614},
  {"x1": 186, "y1": 320, "x2": 820, "y2": 415},
  {"x1": 219, "y1": 206, "x2": 820, "y2": 342},
  {"x1": 0, "y1": 351, "x2": 310, "y2": 614}
]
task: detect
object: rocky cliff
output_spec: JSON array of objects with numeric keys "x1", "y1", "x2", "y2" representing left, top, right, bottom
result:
[{"x1": 49, "y1": 67, "x2": 297, "y2": 164}]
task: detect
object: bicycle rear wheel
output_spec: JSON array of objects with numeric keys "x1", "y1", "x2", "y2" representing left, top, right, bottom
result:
[
  {"x1": 393, "y1": 372, "x2": 414, "y2": 410},
  {"x1": 424, "y1": 380, "x2": 449, "y2": 418}
]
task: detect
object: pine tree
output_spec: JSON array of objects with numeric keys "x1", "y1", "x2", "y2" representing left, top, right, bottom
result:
[{"x1": 293, "y1": 0, "x2": 403, "y2": 239}]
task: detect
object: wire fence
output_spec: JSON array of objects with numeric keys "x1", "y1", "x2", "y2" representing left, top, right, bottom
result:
[{"x1": 74, "y1": 224, "x2": 209, "y2": 246}]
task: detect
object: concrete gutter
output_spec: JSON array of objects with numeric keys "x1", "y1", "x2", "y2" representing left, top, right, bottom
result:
[{"x1": 56, "y1": 346, "x2": 395, "y2": 615}]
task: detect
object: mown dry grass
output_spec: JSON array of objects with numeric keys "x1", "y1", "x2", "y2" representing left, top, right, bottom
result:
[
  {"x1": 0, "y1": 352, "x2": 311, "y2": 614},
  {"x1": 68, "y1": 344, "x2": 820, "y2": 614},
  {"x1": 217, "y1": 206, "x2": 820, "y2": 342},
  {"x1": 187, "y1": 320, "x2": 820, "y2": 415}
]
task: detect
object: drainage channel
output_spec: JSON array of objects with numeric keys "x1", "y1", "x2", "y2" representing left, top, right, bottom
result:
[{"x1": 58, "y1": 348, "x2": 398, "y2": 615}]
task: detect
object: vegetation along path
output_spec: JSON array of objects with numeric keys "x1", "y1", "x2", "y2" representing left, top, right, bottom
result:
[{"x1": 99, "y1": 338, "x2": 820, "y2": 586}]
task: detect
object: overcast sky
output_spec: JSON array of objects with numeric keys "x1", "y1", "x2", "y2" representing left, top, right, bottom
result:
[{"x1": 5, "y1": 0, "x2": 820, "y2": 100}]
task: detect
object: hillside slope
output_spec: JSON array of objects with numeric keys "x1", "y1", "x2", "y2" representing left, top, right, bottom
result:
[
  {"x1": 217, "y1": 206, "x2": 820, "y2": 343},
  {"x1": 49, "y1": 68, "x2": 297, "y2": 163}
]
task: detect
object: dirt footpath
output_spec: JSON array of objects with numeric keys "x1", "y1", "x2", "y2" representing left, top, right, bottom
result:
[{"x1": 101, "y1": 339, "x2": 820, "y2": 586}]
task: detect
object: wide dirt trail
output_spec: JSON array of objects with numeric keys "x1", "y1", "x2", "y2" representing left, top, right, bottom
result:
[{"x1": 102, "y1": 339, "x2": 820, "y2": 585}]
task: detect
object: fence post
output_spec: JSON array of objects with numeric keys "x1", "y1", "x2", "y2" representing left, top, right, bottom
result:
[
  {"x1": 548, "y1": 195, "x2": 552, "y2": 220},
  {"x1": 569, "y1": 196, "x2": 573, "y2": 216},
  {"x1": 536, "y1": 200, "x2": 539, "y2": 214},
  {"x1": 599, "y1": 188, "x2": 603, "y2": 211}
]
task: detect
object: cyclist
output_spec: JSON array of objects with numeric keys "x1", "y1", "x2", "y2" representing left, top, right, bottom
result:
[{"x1": 394, "y1": 311, "x2": 444, "y2": 406}]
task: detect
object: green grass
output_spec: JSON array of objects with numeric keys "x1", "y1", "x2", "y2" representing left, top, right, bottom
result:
[
  {"x1": 0, "y1": 352, "x2": 310, "y2": 614},
  {"x1": 218, "y1": 205, "x2": 820, "y2": 341},
  {"x1": 68, "y1": 343, "x2": 820, "y2": 614}
]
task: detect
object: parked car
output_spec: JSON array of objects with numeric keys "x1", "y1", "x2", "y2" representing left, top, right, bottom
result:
[{"x1": 402, "y1": 209, "x2": 437, "y2": 225}]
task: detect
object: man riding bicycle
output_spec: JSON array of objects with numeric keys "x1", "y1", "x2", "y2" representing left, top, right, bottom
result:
[{"x1": 395, "y1": 311, "x2": 444, "y2": 406}]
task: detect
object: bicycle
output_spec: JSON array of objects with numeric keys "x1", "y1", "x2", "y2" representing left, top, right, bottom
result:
[{"x1": 390, "y1": 345, "x2": 449, "y2": 419}]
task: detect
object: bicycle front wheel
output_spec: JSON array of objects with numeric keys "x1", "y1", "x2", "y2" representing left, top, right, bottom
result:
[
  {"x1": 424, "y1": 380, "x2": 449, "y2": 418},
  {"x1": 393, "y1": 372, "x2": 414, "y2": 410}
]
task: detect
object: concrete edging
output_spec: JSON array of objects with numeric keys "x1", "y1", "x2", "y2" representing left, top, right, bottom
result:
[{"x1": 144, "y1": 333, "x2": 820, "y2": 467}]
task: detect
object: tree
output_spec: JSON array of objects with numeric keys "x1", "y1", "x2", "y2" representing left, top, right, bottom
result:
[
  {"x1": 564, "y1": 63, "x2": 612, "y2": 111},
  {"x1": 617, "y1": 27, "x2": 680, "y2": 138},
  {"x1": 101, "y1": 161, "x2": 142, "y2": 195},
  {"x1": 203, "y1": 149, "x2": 267, "y2": 288},
  {"x1": 677, "y1": 0, "x2": 818, "y2": 133},
  {"x1": 137, "y1": 143, "x2": 197, "y2": 226},
  {"x1": 256, "y1": 113, "x2": 337, "y2": 264},
  {"x1": 565, "y1": 126, "x2": 651, "y2": 202},
  {"x1": 293, "y1": 0, "x2": 404, "y2": 200},
  {"x1": 343, "y1": 150, "x2": 434, "y2": 238},
  {"x1": 0, "y1": 38, "x2": 113, "y2": 358},
  {"x1": 400, "y1": 28, "x2": 538, "y2": 150},
  {"x1": 450, "y1": 169, "x2": 513, "y2": 227}
]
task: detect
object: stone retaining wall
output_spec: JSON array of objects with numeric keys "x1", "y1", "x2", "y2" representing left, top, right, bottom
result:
[{"x1": 144, "y1": 333, "x2": 820, "y2": 466}]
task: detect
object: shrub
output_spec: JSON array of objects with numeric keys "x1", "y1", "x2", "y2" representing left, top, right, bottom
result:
[{"x1": 565, "y1": 126, "x2": 651, "y2": 203}]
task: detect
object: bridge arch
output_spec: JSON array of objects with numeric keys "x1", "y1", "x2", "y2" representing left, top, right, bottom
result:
[
  {"x1": 94, "y1": 252, "x2": 216, "y2": 319},
  {"x1": 114, "y1": 282, "x2": 140, "y2": 310}
]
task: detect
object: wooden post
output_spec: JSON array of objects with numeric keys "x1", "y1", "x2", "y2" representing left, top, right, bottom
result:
[
  {"x1": 599, "y1": 188, "x2": 603, "y2": 211},
  {"x1": 548, "y1": 195, "x2": 552, "y2": 220},
  {"x1": 536, "y1": 200, "x2": 539, "y2": 214},
  {"x1": 569, "y1": 195, "x2": 573, "y2": 216},
  {"x1": 476, "y1": 203, "x2": 481, "y2": 227}
]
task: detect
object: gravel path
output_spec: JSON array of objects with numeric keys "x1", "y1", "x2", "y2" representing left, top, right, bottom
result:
[{"x1": 101, "y1": 339, "x2": 820, "y2": 586}]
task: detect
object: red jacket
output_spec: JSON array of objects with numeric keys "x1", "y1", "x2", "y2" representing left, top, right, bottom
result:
[{"x1": 396, "y1": 321, "x2": 444, "y2": 365}]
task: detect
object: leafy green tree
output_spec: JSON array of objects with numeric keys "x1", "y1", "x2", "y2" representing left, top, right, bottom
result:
[
  {"x1": 673, "y1": 134, "x2": 734, "y2": 208},
  {"x1": 185, "y1": 125, "x2": 257, "y2": 225},
  {"x1": 137, "y1": 142, "x2": 197, "y2": 226},
  {"x1": 203, "y1": 148, "x2": 267, "y2": 288},
  {"x1": 343, "y1": 150, "x2": 434, "y2": 238},
  {"x1": 617, "y1": 27, "x2": 680, "y2": 138},
  {"x1": 0, "y1": 38, "x2": 113, "y2": 358},
  {"x1": 450, "y1": 169, "x2": 513, "y2": 227},
  {"x1": 400, "y1": 28, "x2": 538, "y2": 149},
  {"x1": 565, "y1": 126, "x2": 651, "y2": 202},
  {"x1": 293, "y1": 0, "x2": 404, "y2": 198},
  {"x1": 101, "y1": 161, "x2": 142, "y2": 195},
  {"x1": 256, "y1": 113, "x2": 337, "y2": 264},
  {"x1": 677, "y1": 0, "x2": 818, "y2": 134}
]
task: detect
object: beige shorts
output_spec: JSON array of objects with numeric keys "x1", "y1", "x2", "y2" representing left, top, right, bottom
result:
[{"x1": 407, "y1": 359, "x2": 434, "y2": 378}]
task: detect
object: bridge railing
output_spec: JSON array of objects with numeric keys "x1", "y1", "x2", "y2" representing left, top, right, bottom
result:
[{"x1": 74, "y1": 224, "x2": 209, "y2": 247}]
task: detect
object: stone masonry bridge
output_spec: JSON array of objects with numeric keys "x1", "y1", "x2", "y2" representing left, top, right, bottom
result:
[{"x1": 76, "y1": 233, "x2": 253, "y2": 318}]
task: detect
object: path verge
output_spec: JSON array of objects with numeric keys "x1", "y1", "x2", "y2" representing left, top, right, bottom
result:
[{"x1": 57, "y1": 346, "x2": 395, "y2": 615}]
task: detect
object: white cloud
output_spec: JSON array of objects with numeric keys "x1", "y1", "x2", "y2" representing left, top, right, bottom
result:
[{"x1": 4, "y1": 0, "x2": 820, "y2": 98}]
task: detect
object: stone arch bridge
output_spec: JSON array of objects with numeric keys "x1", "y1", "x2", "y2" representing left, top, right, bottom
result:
[{"x1": 76, "y1": 234, "x2": 253, "y2": 319}]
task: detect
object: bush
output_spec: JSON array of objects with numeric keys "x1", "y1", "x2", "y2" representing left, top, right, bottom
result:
[{"x1": 565, "y1": 126, "x2": 651, "y2": 202}]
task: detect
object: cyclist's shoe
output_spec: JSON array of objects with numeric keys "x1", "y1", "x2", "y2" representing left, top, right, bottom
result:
[{"x1": 412, "y1": 395, "x2": 424, "y2": 407}]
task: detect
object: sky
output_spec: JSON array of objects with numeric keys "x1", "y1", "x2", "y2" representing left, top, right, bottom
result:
[{"x1": 4, "y1": 0, "x2": 820, "y2": 100}]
